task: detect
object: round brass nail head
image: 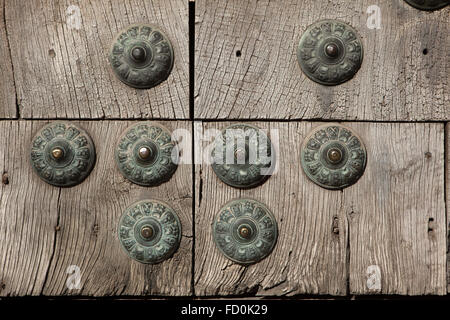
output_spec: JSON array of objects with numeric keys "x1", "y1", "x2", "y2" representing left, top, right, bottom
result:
[
  {"x1": 30, "y1": 122, "x2": 96, "y2": 187},
  {"x1": 118, "y1": 199, "x2": 181, "y2": 264},
  {"x1": 138, "y1": 146, "x2": 152, "y2": 160},
  {"x1": 239, "y1": 226, "x2": 251, "y2": 239},
  {"x1": 131, "y1": 46, "x2": 146, "y2": 62},
  {"x1": 327, "y1": 148, "x2": 342, "y2": 164},
  {"x1": 51, "y1": 147, "x2": 64, "y2": 160},
  {"x1": 297, "y1": 19, "x2": 363, "y2": 86},
  {"x1": 325, "y1": 43, "x2": 339, "y2": 58},
  {"x1": 235, "y1": 148, "x2": 247, "y2": 162},
  {"x1": 115, "y1": 122, "x2": 178, "y2": 187},
  {"x1": 141, "y1": 226, "x2": 154, "y2": 239},
  {"x1": 301, "y1": 124, "x2": 367, "y2": 190},
  {"x1": 109, "y1": 24, "x2": 174, "y2": 89},
  {"x1": 211, "y1": 124, "x2": 274, "y2": 189},
  {"x1": 212, "y1": 199, "x2": 278, "y2": 265}
]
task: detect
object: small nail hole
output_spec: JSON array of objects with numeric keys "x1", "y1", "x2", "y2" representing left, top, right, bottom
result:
[
  {"x1": 422, "y1": 48, "x2": 428, "y2": 55},
  {"x1": 236, "y1": 50, "x2": 241, "y2": 57},
  {"x1": 48, "y1": 49, "x2": 56, "y2": 58},
  {"x1": 428, "y1": 218, "x2": 434, "y2": 233},
  {"x1": 2, "y1": 172, "x2": 9, "y2": 185}
]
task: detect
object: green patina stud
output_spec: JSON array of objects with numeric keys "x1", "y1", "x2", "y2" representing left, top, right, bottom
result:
[
  {"x1": 115, "y1": 122, "x2": 178, "y2": 186},
  {"x1": 297, "y1": 19, "x2": 363, "y2": 86},
  {"x1": 118, "y1": 199, "x2": 181, "y2": 264},
  {"x1": 404, "y1": 0, "x2": 449, "y2": 10},
  {"x1": 212, "y1": 199, "x2": 278, "y2": 265},
  {"x1": 211, "y1": 124, "x2": 274, "y2": 189},
  {"x1": 109, "y1": 24, "x2": 174, "y2": 89},
  {"x1": 30, "y1": 122, "x2": 96, "y2": 187},
  {"x1": 301, "y1": 124, "x2": 367, "y2": 190}
]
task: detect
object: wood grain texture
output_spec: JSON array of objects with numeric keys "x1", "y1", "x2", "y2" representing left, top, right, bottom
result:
[
  {"x1": 0, "y1": 121, "x2": 59, "y2": 296},
  {"x1": 5, "y1": 0, "x2": 188, "y2": 119},
  {"x1": 344, "y1": 123, "x2": 446, "y2": 295},
  {"x1": 195, "y1": 0, "x2": 450, "y2": 120},
  {"x1": 194, "y1": 122, "x2": 348, "y2": 296},
  {"x1": 194, "y1": 121, "x2": 446, "y2": 296},
  {"x1": 0, "y1": 0, "x2": 16, "y2": 118},
  {"x1": 0, "y1": 120, "x2": 193, "y2": 296}
]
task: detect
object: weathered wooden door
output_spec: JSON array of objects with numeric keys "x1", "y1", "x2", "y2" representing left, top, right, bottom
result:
[{"x1": 0, "y1": 0, "x2": 449, "y2": 298}]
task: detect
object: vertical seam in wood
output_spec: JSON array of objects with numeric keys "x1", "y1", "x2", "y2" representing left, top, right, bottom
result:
[
  {"x1": 3, "y1": 0, "x2": 19, "y2": 119},
  {"x1": 189, "y1": 1, "x2": 196, "y2": 297},
  {"x1": 445, "y1": 123, "x2": 448, "y2": 293},
  {"x1": 191, "y1": 120, "x2": 196, "y2": 297},
  {"x1": 189, "y1": 1, "x2": 195, "y2": 120}
]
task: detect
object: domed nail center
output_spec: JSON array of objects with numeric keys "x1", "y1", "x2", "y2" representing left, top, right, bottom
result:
[
  {"x1": 131, "y1": 46, "x2": 146, "y2": 62},
  {"x1": 51, "y1": 147, "x2": 64, "y2": 160},
  {"x1": 325, "y1": 43, "x2": 339, "y2": 58},
  {"x1": 235, "y1": 148, "x2": 246, "y2": 161},
  {"x1": 234, "y1": 144, "x2": 250, "y2": 163},
  {"x1": 239, "y1": 226, "x2": 251, "y2": 239},
  {"x1": 138, "y1": 146, "x2": 153, "y2": 160},
  {"x1": 327, "y1": 148, "x2": 342, "y2": 163},
  {"x1": 141, "y1": 226, "x2": 154, "y2": 239}
]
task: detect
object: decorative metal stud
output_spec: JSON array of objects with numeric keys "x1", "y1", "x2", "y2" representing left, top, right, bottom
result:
[
  {"x1": 404, "y1": 0, "x2": 449, "y2": 10},
  {"x1": 301, "y1": 124, "x2": 367, "y2": 190},
  {"x1": 109, "y1": 24, "x2": 174, "y2": 89},
  {"x1": 212, "y1": 199, "x2": 278, "y2": 265},
  {"x1": 115, "y1": 122, "x2": 178, "y2": 186},
  {"x1": 297, "y1": 19, "x2": 363, "y2": 86},
  {"x1": 118, "y1": 199, "x2": 181, "y2": 264},
  {"x1": 211, "y1": 124, "x2": 274, "y2": 189},
  {"x1": 30, "y1": 122, "x2": 96, "y2": 187}
]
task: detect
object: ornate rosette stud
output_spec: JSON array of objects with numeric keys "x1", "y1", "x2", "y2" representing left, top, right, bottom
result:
[
  {"x1": 301, "y1": 124, "x2": 367, "y2": 190},
  {"x1": 404, "y1": 0, "x2": 448, "y2": 10},
  {"x1": 211, "y1": 124, "x2": 274, "y2": 189},
  {"x1": 30, "y1": 122, "x2": 96, "y2": 187},
  {"x1": 118, "y1": 200, "x2": 181, "y2": 264},
  {"x1": 297, "y1": 19, "x2": 363, "y2": 86},
  {"x1": 109, "y1": 24, "x2": 174, "y2": 89},
  {"x1": 212, "y1": 199, "x2": 278, "y2": 265},
  {"x1": 115, "y1": 122, "x2": 178, "y2": 186}
]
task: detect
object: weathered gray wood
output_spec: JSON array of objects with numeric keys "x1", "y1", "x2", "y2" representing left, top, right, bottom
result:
[
  {"x1": 0, "y1": 0, "x2": 16, "y2": 118},
  {"x1": 5, "y1": 0, "x2": 189, "y2": 119},
  {"x1": 0, "y1": 121, "x2": 59, "y2": 296},
  {"x1": 195, "y1": 0, "x2": 450, "y2": 120},
  {"x1": 345, "y1": 123, "x2": 446, "y2": 295},
  {"x1": 194, "y1": 121, "x2": 446, "y2": 296},
  {"x1": 0, "y1": 120, "x2": 192, "y2": 296},
  {"x1": 194, "y1": 122, "x2": 349, "y2": 296}
]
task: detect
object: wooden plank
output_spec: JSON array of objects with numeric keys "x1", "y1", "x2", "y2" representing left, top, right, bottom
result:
[
  {"x1": 194, "y1": 121, "x2": 446, "y2": 296},
  {"x1": 345, "y1": 123, "x2": 446, "y2": 295},
  {"x1": 194, "y1": 121, "x2": 348, "y2": 296},
  {"x1": 0, "y1": 120, "x2": 192, "y2": 296},
  {"x1": 0, "y1": 121, "x2": 59, "y2": 296},
  {"x1": 195, "y1": 0, "x2": 450, "y2": 120},
  {"x1": 0, "y1": 0, "x2": 16, "y2": 118},
  {"x1": 5, "y1": 0, "x2": 189, "y2": 119}
]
